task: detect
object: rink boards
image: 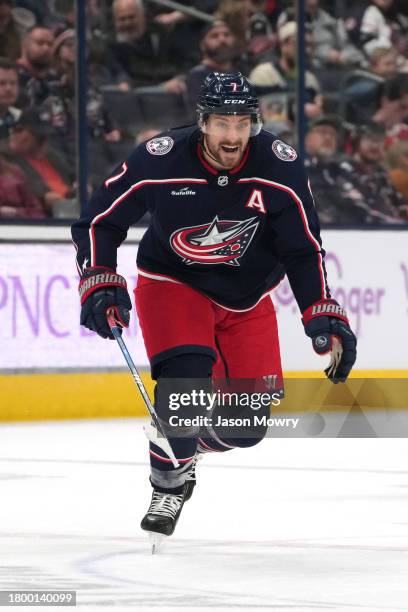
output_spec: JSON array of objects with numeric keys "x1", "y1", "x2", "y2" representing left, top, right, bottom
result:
[{"x1": 0, "y1": 229, "x2": 407, "y2": 420}]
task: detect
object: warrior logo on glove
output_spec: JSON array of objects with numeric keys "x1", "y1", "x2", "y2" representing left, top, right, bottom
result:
[
  {"x1": 78, "y1": 267, "x2": 132, "y2": 339},
  {"x1": 302, "y1": 299, "x2": 357, "y2": 384}
]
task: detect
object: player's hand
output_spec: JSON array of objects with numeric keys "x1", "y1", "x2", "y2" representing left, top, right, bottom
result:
[
  {"x1": 78, "y1": 267, "x2": 132, "y2": 339},
  {"x1": 302, "y1": 299, "x2": 357, "y2": 383}
]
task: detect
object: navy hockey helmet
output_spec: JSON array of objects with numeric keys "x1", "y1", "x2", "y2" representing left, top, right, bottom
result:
[{"x1": 197, "y1": 72, "x2": 262, "y2": 136}]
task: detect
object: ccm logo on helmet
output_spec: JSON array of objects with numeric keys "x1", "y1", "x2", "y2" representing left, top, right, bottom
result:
[{"x1": 224, "y1": 99, "x2": 246, "y2": 104}]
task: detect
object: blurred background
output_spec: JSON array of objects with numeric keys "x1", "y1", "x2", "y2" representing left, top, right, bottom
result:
[{"x1": 0, "y1": 0, "x2": 407, "y2": 420}]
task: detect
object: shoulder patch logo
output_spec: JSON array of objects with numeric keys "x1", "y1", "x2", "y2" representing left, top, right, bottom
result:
[
  {"x1": 146, "y1": 136, "x2": 174, "y2": 156},
  {"x1": 272, "y1": 139, "x2": 297, "y2": 162}
]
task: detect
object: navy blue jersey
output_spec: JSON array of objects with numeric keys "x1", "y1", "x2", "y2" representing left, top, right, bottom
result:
[{"x1": 72, "y1": 125, "x2": 330, "y2": 311}]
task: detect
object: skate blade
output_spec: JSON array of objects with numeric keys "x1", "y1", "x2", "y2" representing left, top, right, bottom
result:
[{"x1": 148, "y1": 531, "x2": 165, "y2": 554}]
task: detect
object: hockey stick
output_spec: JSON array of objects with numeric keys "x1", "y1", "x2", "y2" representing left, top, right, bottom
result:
[{"x1": 107, "y1": 309, "x2": 180, "y2": 468}]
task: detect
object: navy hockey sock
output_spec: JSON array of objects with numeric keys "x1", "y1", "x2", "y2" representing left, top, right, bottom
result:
[{"x1": 149, "y1": 353, "x2": 214, "y2": 491}]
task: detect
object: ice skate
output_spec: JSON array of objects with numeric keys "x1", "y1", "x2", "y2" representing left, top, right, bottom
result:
[{"x1": 141, "y1": 489, "x2": 186, "y2": 551}]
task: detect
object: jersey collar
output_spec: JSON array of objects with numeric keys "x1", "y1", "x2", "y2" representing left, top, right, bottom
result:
[{"x1": 195, "y1": 138, "x2": 252, "y2": 187}]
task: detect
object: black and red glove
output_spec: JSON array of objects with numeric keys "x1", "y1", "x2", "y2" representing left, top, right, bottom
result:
[
  {"x1": 302, "y1": 299, "x2": 357, "y2": 383},
  {"x1": 78, "y1": 266, "x2": 132, "y2": 339}
]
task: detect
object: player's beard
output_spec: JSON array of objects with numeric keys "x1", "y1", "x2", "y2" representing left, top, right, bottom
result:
[{"x1": 203, "y1": 136, "x2": 244, "y2": 169}]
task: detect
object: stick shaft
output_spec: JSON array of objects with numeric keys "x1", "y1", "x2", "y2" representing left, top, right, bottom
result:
[{"x1": 107, "y1": 313, "x2": 179, "y2": 468}]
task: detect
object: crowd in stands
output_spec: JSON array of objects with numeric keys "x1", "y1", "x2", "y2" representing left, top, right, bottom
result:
[{"x1": 0, "y1": 0, "x2": 407, "y2": 224}]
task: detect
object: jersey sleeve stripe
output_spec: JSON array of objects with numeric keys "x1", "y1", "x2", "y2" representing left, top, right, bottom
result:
[
  {"x1": 89, "y1": 178, "x2": 208, "y2": 266},
  {"x1": 238, "y1": 177, "x2": 329, "y2": 299},
  {"x1": 104, "y1": 162, "x2": 128, "y2": 187},
  {"x1": 72, "y1": 238, "x2": 82, "y2": 276}
]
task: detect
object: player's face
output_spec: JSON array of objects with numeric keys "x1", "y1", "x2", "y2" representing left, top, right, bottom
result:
[{"x1": 203, "y1": 115, "x2": 252, "y2": 170}]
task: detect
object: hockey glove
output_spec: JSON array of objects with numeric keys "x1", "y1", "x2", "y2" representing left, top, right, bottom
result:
[
  {"x1": 78, "y1": 266, "x2": 131, "y2": 339},
  {"x1": 302, "y1": 299, "x2": 357, "y2": 384}
]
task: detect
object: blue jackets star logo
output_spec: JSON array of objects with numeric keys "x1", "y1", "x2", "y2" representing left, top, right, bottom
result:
[{"x1": 170, "y1": 216, "x2": 259, "y2": 266}]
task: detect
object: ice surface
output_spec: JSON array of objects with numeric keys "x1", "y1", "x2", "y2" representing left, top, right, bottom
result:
[{"x1": 0, "y1": 419, "x2": 407, "y2": 611}]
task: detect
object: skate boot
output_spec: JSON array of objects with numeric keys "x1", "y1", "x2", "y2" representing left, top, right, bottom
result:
[{"x1": 141, "y1": 488, "x2": 186, "y2": 551}]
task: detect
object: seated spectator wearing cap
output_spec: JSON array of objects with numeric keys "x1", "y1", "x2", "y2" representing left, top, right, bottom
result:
[
  {"x1": 305, "y1": 116, "x2": 374, "y2": 224},
  {"x1": 0, "y1": 0, "x2": 22, "y2": 60},
  {"x1": 182, "y1": 20, "x2": 246, "y2": 114},
  {"x1": 5, "y1": 108, "x2": 76, "y2": 217},
  {"x1": 340, "y1": 122, "x2": 405, "y2": 222},
  {"x1": 249, "y1": 21, "x2": 322, "y2": 120},
  {"x1": 360, "y1": 0, "x2": 408, "y2": 59},
  {"x1": 0, "y1": 58, "x2": 22, "y2": 140},
  {"x1": 277, "y1": 0, "x2": 365, "y2": 69},
  {"x1": 42, "y1": 29, "x2": 120, "y2": 161},
  {"x1": 386, "y1": 140, "x2": 408, "y2": 212},
  {"x1": 16, "y1": 26, "x2": 57, "y2": 108}
]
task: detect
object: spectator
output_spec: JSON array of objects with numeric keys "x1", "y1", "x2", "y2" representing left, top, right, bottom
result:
[
  {"x1": 360, "y1": 0, "x2": 408, "y2": 57},
  {"x1": 305, "y1": 115, "x2": 372, "y2": 224},
  {"x1": 215, "y1": 0, "x2": 252, "y2": 49},
  {"x1": 43, "y1": 29, "x2": 120, "y2": 157},
  {"x1": 373, "y1": 75, "x2": 408, "y2": 128},
  {"x1": 249, "y1": 21, "x2": 323, "y2": 120},
  {"x1": 344, "y1": 122, "x2": 405, "y2": 221},
  {"x1": 87, "y1": 37, "x2": 131, "y2": 91},
  {"x1": 6, "y1": 108, "x2": 75, "y2": 217},
  {"x1": 183, "y1": 20, "x2": 244, "y2": 113},
  {"x1": 215, "y1": 0, "x2": 277, "y2": 62},
  {"x1": 278, "y1": 0, "x2": 365, "y2": 68},
  {"x1": 369, "y1": 46, "x2": 399, "y2": 77},
  {"x1": 17, "y1": 26, "x2": 56, "y2": 108},
  {"x1": 340, "y1": 47, "x2": 399, "y2": 125},
  {"x1": 385, "y1": 121, "x2": 408, "y2": 147},
  {"x1": 109, "y1": 0, "x2": 186, "y2": 87},
  {"x1": 0, "y1": 153, "x2": 44, "y2": 219},
  {"x1": 0, "y1": 0, "x2": 22, "y2": 60},
  {"x1": 0, "y1": 58, "x2": 21, "y2": 140},
  {"x1": 386, "y1": 139, "x2": 408, "y2": 207},
  {"x1": 151, "y1": 0, "x2": 218, "y2": 70},
  {"x1": 14, "y1": 0, "x2": 66, "y2": 27}
]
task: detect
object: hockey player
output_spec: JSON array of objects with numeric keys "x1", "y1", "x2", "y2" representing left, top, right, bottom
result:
[{"x1": 72, "y1": 72, "x2": 357, "y2": 542}]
